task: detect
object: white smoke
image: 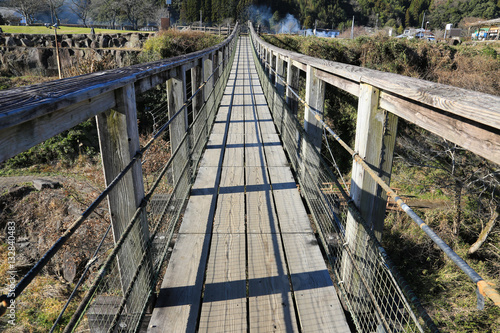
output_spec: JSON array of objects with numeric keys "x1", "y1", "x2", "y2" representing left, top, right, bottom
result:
[{"x1": 277, "y1": 14, "x2": 300, "y2": 34}]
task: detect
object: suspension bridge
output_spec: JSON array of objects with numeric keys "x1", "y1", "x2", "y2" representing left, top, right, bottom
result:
[{"x1": 0, "y1": 22, "x2": 499, "y2": 332}]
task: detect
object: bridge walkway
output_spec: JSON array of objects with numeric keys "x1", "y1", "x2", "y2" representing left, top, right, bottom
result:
[{"x1": 148, "y1": 36, "x2": 350, "y2": 332}]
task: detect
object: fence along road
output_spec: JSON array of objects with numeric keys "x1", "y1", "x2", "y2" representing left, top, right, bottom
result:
[{"x1": 147, "y1": 36, "x2": 351, "y2": 332}]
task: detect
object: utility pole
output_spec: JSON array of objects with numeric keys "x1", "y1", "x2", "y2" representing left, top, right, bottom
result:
[
  {"x1": 200, "y1": 10, "x2": 202, "y2": 29},
  {"x1": 351, "y1": 16, "x2": 354, "y2": 39}
]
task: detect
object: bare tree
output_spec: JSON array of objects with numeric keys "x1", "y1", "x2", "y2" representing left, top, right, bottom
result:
[
  {"x1": 45, "y1": 0, "x2": 66, "y2": 24},
  {"x1": 90, "y1": 0, "x2": 121, "y2": 29},
  {"x1": 8, "y1": 0, "x2": 43, "y2": 25},
  {"x1": 122, "y1": 0, "x2": 154, "y2": 30},
  {"x1": 71, "y1": 0, "x2": 92, "y2": 26}
]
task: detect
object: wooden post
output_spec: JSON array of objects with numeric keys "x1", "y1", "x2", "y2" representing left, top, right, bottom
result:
[
  {"x1": 203, "y1": 54, "x2": 214, "y2": 134},
  {"x1": 303, "y1": 65, "x2": 325, "y2": 152},
  {"x1": 191, "y1": 59, "x2": 203, "y2": 120},
  {"x1": 96, "y1": 83, "x2": 151, "y2": 321},
  {"x1": 301, "y1": 65, "x2": 325, "y2": 191},
  {"x1": 342, "y1": 83, "x2": 398, "y2": 313},
  {"x1": 276, "y1": 55, "x2": 285, "y2": 97},
  {"x1": 268, "y1": 51, "x2": 274, "y2": 82},
  {"x1": 54, "y1": 28, "x2": 62, "y2": 79},
  {"x1": 167, "y1": 68, "x2": 188, "y2": 182},
  {"x1": 286, "y1": 59, "x2": 300, "y2": 116}
]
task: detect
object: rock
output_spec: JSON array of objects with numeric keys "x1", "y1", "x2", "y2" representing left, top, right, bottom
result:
[
  {"x1": 8, "y1": 185, "x2": 33, "y2": 198},
  {"x1": 32, "y1": 179, "x2": 61, "y2": 191},
  {"x1": 5, "y1": 37, "x2": 17, "y2": 47},
  {"x1": 62, "y1": 252, "x2": 76, "y2": 282},
  {"x1": 20, "y1": 38, "x2": 34, "y2": 47}
]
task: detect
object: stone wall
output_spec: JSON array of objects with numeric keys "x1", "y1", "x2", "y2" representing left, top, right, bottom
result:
[
  {"x1": 0, "y1": 32, "x2": 151, "y2": 49},
  {"x1": 0, "y1": 32, "x2": 151, "y2": 76}
]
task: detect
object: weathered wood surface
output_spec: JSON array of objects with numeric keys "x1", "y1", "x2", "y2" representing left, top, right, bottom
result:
[{"x1": 150, "y1": 36, "x2": 349, "y2": 332}]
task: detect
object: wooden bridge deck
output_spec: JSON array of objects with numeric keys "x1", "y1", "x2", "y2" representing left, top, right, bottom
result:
[{"x1": 148, "y1": 37, "x2": 350, "y2": 332}]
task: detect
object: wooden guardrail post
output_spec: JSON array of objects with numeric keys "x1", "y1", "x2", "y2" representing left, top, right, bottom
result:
[
  {"x1": 203, "y1": 53, "x2": 214, "y2": 135},
  {"x1": 342, "y1": 83, "x2": 398, "y2": 314},
  {"x1": 286, "y1": 59, "x2": 300, "y2": 116},
  {"x1": 302, "y1": 65, "x2": 325, "y2": 181},
  {"x1": 191, "y1": 58, "x2": 204, "y2": 119},
  {"x1": 167, "y1": 67, "x2": 188, "y2": 182},
  {"x1": 275, "y1": 54, "x2": 285, "y2": 97},
  {"x1": 95, "y1": 82, "x2": 151, "y2": 324},
  {"x1": 269, "y1": 51, "x2": 275, "y2": 83}
]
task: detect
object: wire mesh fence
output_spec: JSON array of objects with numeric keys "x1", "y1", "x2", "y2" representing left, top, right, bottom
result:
[
  {"x1": 63, "y1": 36, "x2": 238, "y2": 332},
  {"x1": 250, "y1": 33, "x2": 428, "y2": 333}
]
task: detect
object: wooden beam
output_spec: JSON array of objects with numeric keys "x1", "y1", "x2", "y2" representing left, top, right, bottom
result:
[
  {"x1": 0, "y1": 91, "x2": 115, "y2": 163},
  {"x1": 315, "y1": 68, "x2": 360, "y2": 97},
  {"x1": 96, "y1": 82, "x2": 150, "y2": 307},
  {"x1": 276, "y1": 54, "x2": 285, "y2": 97},
  {"x1": 286, "y1": 59, "x2": 301, "y2": 116},
  {"x1": 167, "y1": 69, "x2": 188, "y2": 182},
  {"x1": 342, "y1": 83, "x2": 397, "y2": 314},
  {"x1": 304, "y1": 65, "x2": 325, "y2": 150},
  {"x1": 380, "y1": 91, "x2": 500, "y2": 166}
]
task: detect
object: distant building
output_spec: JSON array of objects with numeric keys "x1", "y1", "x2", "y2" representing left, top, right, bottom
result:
[
  {"x1": 466, "y1": 18, "x2": 500, "y2": 40},
  {"x1": 396, "y1": 28, "x2": 435, "y2": 41}
]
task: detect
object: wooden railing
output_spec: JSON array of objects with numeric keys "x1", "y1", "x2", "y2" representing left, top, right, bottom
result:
[
  {"x1": 249, "y1": 22, "x2": 500, "y2": 330},
  {"x1": 175, "y1": 24, "x2": 234, "y2": 36}
]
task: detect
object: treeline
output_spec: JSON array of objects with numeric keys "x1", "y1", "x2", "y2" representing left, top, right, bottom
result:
[
  {"x1": 2, "y1": 0, "x2": 500, "y2": 32},
  {"x1": 0, "y1": 0, "x2": 167, "y2": 30},
  {"x1": 178, "y1": 0, "x2": 500, "y2": 31}
]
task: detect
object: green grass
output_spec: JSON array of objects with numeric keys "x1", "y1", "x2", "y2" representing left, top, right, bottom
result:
[{"x1": 0, "y1": 25, "x2": 153, "y2": 35}]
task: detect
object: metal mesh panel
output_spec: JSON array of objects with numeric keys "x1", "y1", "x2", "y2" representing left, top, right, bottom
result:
[{"x1": 250, "y1": 35, "x2": 425, "y2": 333}]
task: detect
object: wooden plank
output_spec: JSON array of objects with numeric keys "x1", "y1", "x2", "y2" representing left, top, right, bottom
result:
[
  {"x1": 246, "y1": 166, "x2": 279, "y2": 234},
  {"x1": 198, "y1": 233, "x2": 247, "y2": 332},
  {"x1": 0, "y1": 91, "x2": 115, "y2": 163},
  {"x1": 148, "y1": 233, "x2": 211, "y2": 333},
  {"x1": 262, "y1": 134, "x2": 288, "y2": 167},
  {"x1": 213, "y1": 167, "x2": 245, "y2": 233},
  {"x1": 178, "y1": 166, "x2": 219, "y2": 234},
  {"x1": 223, "y1": 134, "x2": 245, "y2": 167},
  {"x1": 316, "y1": 68, "x2": 360, "y2": 97},
  {"x1": 281, "y1": 233, "x2": 350, "y2": 333},
  {"x1": 380, "y1": 91, "x2": 500, "y2": 166},
  {"x1": 248, "y1": 233, "x2": 299, "y2": 332},
  {"x1": 245, "y1": 133, "x2": 266, "y2": 167},
  {"x1": 267, "y1": 167, "x2": 311, "y2": 233},
  {"x1": 228, "y1": 119, "x2": 245, "y2": 134},
  {"x1": 200, "y1": 134, "x2": 225, "y2": 168},
  {"x1": 259, "y1": 120, "x2": 278, "y2": 134}
]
